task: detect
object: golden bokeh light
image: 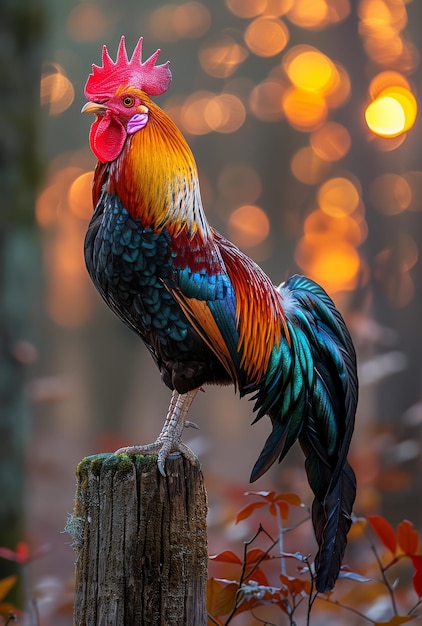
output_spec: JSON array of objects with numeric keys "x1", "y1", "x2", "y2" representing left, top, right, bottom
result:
[
  {"x1": 40, "y1": 64, "x2": 74, "y2": 115},
  {"x1": 310, "y1": 122, "x2": 351, "y2": 161},
  {"x1": 218, "y1": 163, "x2": 262, "y2": 206},
  {"x1": 180, "y1": 91, "x2": 215, "y2": 135},
  {"x1": 204, "y1": 94, "x2": 246, "y2": 133},
  {"x1": 317, "y1": 177, "x2": 360, "y2": 217},
  {"x1": 45, "y1": 214, "x2": 92, "y2": 327},
  {"x1": 369, "y1": 173, "x2": 412, "y2": 215},
  {"x1": 365, "y1": 69, "x2": 417, "y2": 138},
  {"x1": 284, "y1": 46, "x2": 336, "y2": 92},
  {"x1": 199, "y1": 36, "x2": 248, "y2": 78},
  {"x1": 249, "y1": 81, "x2": 285, "y2": 122},
  {"x1": 36, "y1": 159, "x2": 96, "y2": 327},
  {"x1": 68, "y1": 172, "x2": 95, "y2": 220},
  {"x1": 282, "y1": 86, "x2": 327, "y2": 131},
  {"x1": 149, "y1": 2, "x2": 211, "y2": 41},
  {"x1": 295, "y1": 237, "x2": 361, "y2": 292},
  {"x1": 303, "y1": 209, "x2": 366, "y2": 247},
  {"x1": 290, "y1": 147, "x2": 331, "y2": 185},
  {"x1": 244, "y1": 17, "x2": 289, "y2": 57},
  {"x1": 179, "y1": 91, "x2": 246, "y2": 135},
  {"x1": 365, "y1": 94, "x2": 406, "y2": 137},
  {"x1": 66, "y1": 3, "x2": 109, "y2": 42},
  {"x1": 228, "y1": 205, "x2": 270, "y2": 248}
]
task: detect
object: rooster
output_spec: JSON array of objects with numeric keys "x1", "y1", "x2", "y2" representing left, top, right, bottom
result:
[{"x1": 82, "y1": 37, "x2": 357, "y2": 592}]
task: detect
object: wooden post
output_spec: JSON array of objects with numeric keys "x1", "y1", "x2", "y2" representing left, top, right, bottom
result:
[{"x1": 68, "y1": 453, "x2": 208, "y2": 626}]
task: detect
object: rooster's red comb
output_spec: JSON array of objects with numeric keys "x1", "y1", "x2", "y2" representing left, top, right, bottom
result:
[{"x1": 85, "y1": 36, "x2": 171, "y2": 99}]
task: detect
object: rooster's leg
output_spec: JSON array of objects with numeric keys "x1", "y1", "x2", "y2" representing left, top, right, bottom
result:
[{"x1": 115, "y1": 389, "x2": 199, "y2": 476}]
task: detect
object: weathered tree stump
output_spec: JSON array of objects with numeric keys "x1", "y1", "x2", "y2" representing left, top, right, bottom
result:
[{"x1": 69, "y1": 453, "x2": 208, "y2": 626}]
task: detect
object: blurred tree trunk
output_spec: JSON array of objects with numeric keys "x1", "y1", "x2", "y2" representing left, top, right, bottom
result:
[{"x1": 0, "y1": 0, "x2": 45, "y2": 603}]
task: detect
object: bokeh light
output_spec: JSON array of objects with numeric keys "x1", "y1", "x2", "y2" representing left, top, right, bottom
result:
[
  {"x1": 295, "y1": 237, "x2": 361, "y2": 292},
  {"x1": 40, "y1": 63, "x2": 74, "y2": 115},
  {"x1": 282, "y1": 87, "x2": 327, "y2": 131},
  {"x1": 290, "y1": 147, "x2": 331, "y2": 185},
  {"x1": 249, "y1": 81, "x2": 286, "y2": 122},
  {"x1": 317, "y1": 177, "x2": 360, "y2": 217},
  {"x1": 286, "y1": 0, "x2": 350, "y2": 29},
  {"x1": 284, "y1": 46, "x2": 336, "y2": 92},
  {"x1": 66, "y1": 3, "x2": 109, "y2": 42},
  {"x1": 204, "y1": 94, "x2": 246, "y2": 133},
  {"x1": 370, "y1": 173, "x2": 412, "y2": 215},
  {"x1": 228, "y1": 205, "x2": 270, "y2": 248},
  {"x1": 310, "y1": 122, "x2": 351, "y2": 161},
  {"x1": 365, "y1": 84, "x2": 417, "y2": 137},
  {"x1": 68, "y1": 172, "x2": 96, "y2": 220},
  {"x1": 244, "y1": 17, "x2": 289, "y2": 57},
  {"x1": 199, "y1": 36, "x2": 248, "y2": 78},
  {"x1": 149, "y1": 2, "x2": 211, "y2": 41}
]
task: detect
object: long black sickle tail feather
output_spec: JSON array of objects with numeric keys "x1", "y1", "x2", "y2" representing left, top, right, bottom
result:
[{"x1": 250, "y1": 275, "x2": 358, "y2": 592}]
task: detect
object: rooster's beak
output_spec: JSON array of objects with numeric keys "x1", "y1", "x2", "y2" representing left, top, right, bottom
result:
[{"x1": 81, "y1": 101, "x2": 107, "y2": 115}]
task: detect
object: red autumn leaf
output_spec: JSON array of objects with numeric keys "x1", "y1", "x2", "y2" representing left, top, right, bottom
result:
[
  {"x1": 235, "y1": 501, "x2": 266, "y2": 524},
  {"x1": 411, "y1": 555, "x2": 422, "y2": 597},
  {"x1": 274, "y1": 493, "x2": 303, "y2": 506},
  {"x1": 209, "y1": 550, "x2": 242, "y2": 565},
  {"x1": 277, "y1": 500, "x2": 289, "y2": 520},
  {"x1": 207, "y1": 578, "x2": 238, "y2": 617},
  {"x1": 397, "y1": 520, "x2": 419, "y2": 556},
  {"x1": 367, "y1": 515, "x2": 397, "y2": 555},
  {"x1": 245, "y1": 548, "x2": 271, "y2": 565},
  {"x1": 280, "y1": 573, "x2": 311, "y2": 596}
]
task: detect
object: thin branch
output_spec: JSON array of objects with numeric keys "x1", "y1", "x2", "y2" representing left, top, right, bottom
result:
[{"x1": 369, "y1": 543, "x2": 398, "y2": 615}]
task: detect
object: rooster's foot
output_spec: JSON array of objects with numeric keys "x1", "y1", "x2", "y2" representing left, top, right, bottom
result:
[{"x1": 115, "y1": 388, "x2": 199, "y2": 476}]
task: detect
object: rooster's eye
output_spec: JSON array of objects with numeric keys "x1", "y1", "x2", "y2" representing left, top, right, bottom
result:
[{"x1": 123, "y1": 96, "x2": 135, "y2": 108}]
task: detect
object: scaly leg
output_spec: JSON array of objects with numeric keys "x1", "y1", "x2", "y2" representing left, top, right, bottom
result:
[{"x1": 115, "y1": 389, "x2": 199, "y2": 476}]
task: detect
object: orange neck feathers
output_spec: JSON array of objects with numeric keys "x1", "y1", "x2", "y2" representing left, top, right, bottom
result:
[{"x1": 107, "y1": 101, "x2": 211, "y2": 243}]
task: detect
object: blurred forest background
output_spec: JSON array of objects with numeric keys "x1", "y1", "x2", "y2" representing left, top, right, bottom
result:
[{"x1": 1, "y1": 0, "x2": 422, "y2": 623}]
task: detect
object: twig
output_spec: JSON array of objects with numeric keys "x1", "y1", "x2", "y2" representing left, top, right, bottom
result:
[{"x1": 370, "y1": 543, "x2": 399, "y2": 615}]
